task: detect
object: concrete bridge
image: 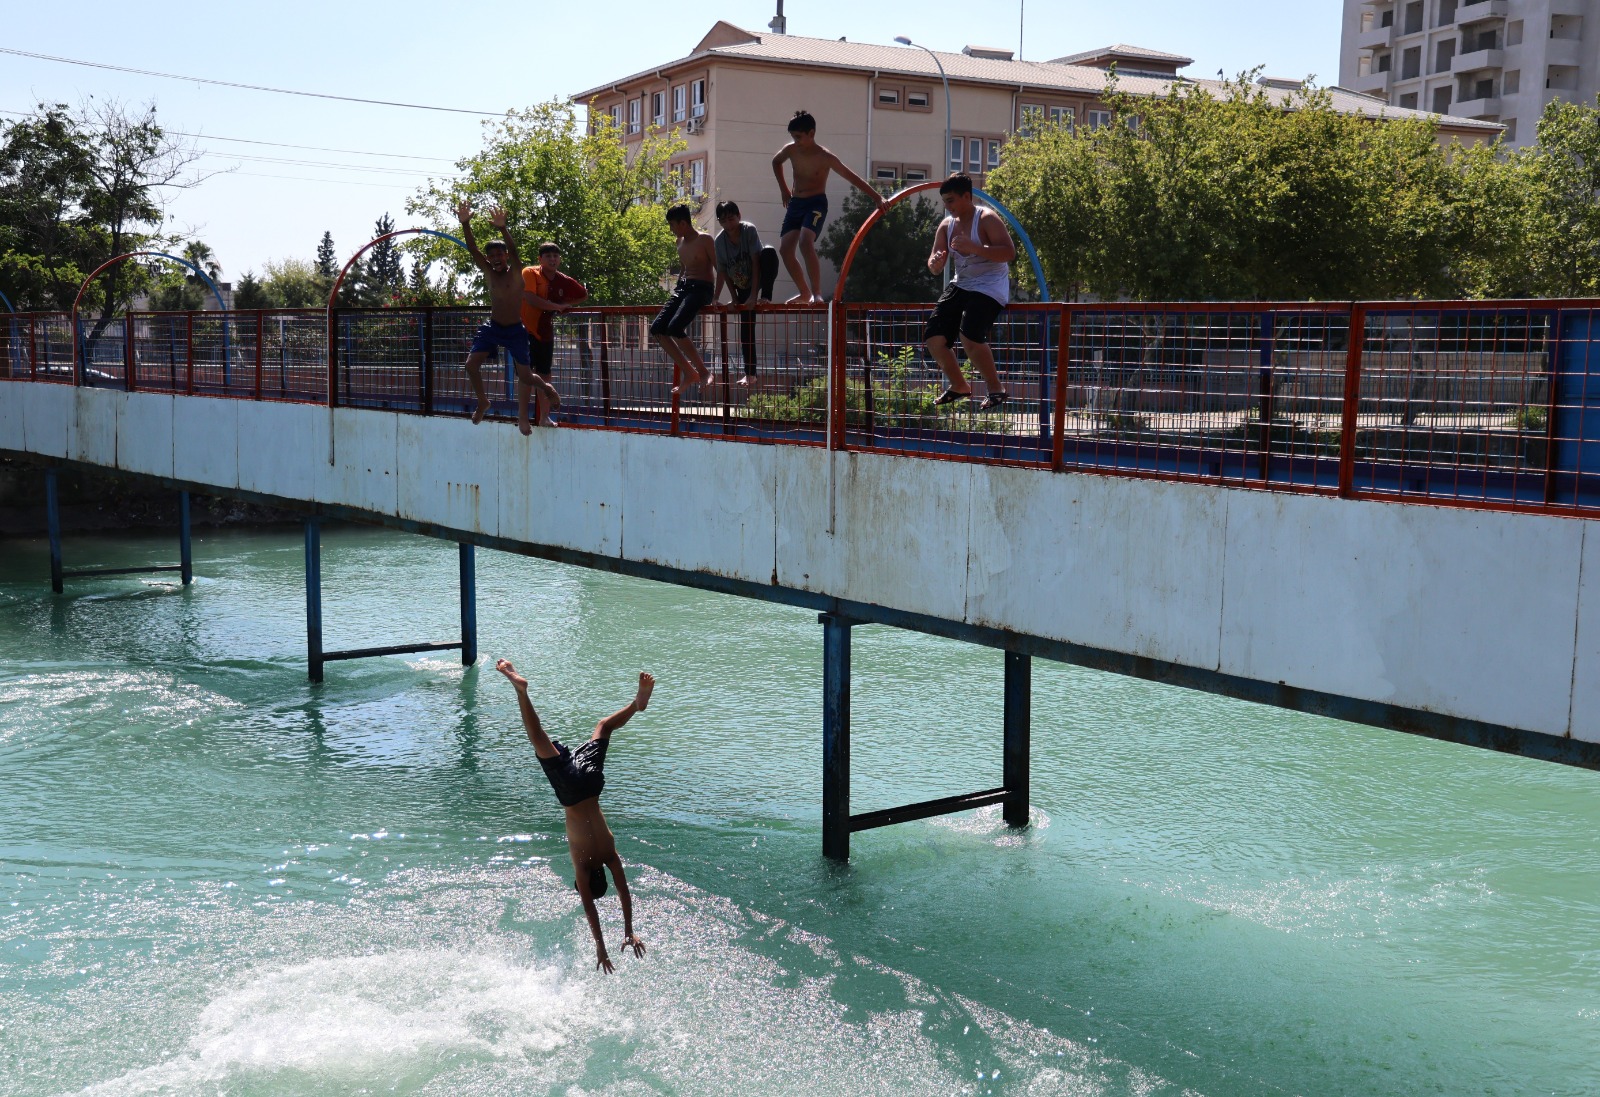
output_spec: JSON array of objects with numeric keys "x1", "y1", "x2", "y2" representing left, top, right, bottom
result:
[{"x1": 6, "y1": 298, "x2": 1600, "y2": 857}]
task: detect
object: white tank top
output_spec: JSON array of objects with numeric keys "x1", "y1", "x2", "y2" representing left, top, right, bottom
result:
[{"x1": 947, "y1": 209, "x2": 1010, "y2": 305}]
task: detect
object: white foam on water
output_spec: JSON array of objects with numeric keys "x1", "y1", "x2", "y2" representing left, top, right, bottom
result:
[
  {"x1": 52, "y1": 861, "x2": 1194, "y2": 1097},
  {"x1": 77, "y1": 949, "x2": 592, "y2": 1095}
]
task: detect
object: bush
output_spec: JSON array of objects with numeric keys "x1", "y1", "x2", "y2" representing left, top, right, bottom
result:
[{"x1": 743, "y1": 347, "x2": 1010, "y2": 432}]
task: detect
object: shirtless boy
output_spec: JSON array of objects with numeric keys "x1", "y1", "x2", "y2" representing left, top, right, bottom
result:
[
  {"x1": 649, "y1": 204, "x2": 716, "y2": 395},
  {"x1": 457, "y1": 200, "x2": 558, "y2": 435},
  {"x1": 497, "y1": 658, "x2": 652, "y2": 973},
  {"x1": 771, "y1": 110, "x2": 886, "y2": 303}
]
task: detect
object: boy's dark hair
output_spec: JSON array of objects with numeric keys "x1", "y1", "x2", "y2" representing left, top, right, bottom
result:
[
  {"x1": 940, "y1": 172, "x2": 974, "y2": 197},
  {"x1": 580, "y1": 865, "x2": 608, "y2": 898},
  {"x1": 484, "y1": 239, "x2": 509, "y2": 252},
  {"x1": 538, "y1": 242, "x2": 561, "y2": 257},
  {"x1": 787, "y1": 110, "x2": 816, "y2": 134},
  {"x1": 665, "y1": 203, "x2": 693, "y2": 224},
  {"x1": 714, "y1": 200, "x2": 741, "y2": 220}
]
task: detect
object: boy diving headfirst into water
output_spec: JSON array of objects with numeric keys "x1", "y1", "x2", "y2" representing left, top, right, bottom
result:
[
  {"x1": 457, "y1": 201, "x2": 559, "y2": 435},
  {"x1": 771, "y1": 110, "x2": 886, "y2": 303},
  {"x1": 497, "y1": 658, "x2": 652, "y2": 973}
]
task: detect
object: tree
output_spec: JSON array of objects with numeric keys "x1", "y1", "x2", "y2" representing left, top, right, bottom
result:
[
  {"x1": 315, "y1": 231, "x2": 338, "y2": 280},
  {"x1": 363, "y1": 212, "x2": 403, "y2": 305},
  {"x1": 409, "y1": 100, "x2": 685, "y2": 305},
  {"x1": 258, "y1": 258, "x2": 325, "y2": 308},
  {"x1": 79, "y1": 101, "x2": 205, "y2": 331},
  {"x1": 818, "y1": 184, "x2": 943, "y2": 303},
  {"x1": 0, "y1": 104, "x2": 100, "y2": 310},
  {"x1": 988, "y1": 74, "x2": 1473, "y2": 301},
  {"x1": 234, "y1": 269, "x2": 271, "y2": 310}
]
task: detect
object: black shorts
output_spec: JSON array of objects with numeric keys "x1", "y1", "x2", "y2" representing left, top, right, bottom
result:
[
  {"x1": 650, "y1": 279, "x2": 714, "y2": 338},
  {"x1": 925, "y1": 283, "x2": 1005, "y2": 346},
  {"x1": 539, "y1": 737, "x2": 608, "y2": 806},
  {"x1": 529, "y1": 335, "x2": 554, "y2": 378}
]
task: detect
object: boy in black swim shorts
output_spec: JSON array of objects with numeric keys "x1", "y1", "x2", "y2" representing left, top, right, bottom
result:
[
  {"x1": 771, "y1": 110, "x2": 885, "y2": 303},
  {"x1": 497, "y1": 658, "x2": 654, "y2": 974},
  {"x1": 650, "y1": 204, "x2": 716, "y2": 396}
]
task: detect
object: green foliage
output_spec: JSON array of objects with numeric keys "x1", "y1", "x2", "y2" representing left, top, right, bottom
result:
[
  {"x1": 234, "y1": 270, "x2": 270, "y2": 310},
  {"x1": 743, "y1": 347, "x2": 1010, "y2": 432},
  {"x1": 1512, "y1": 405, "x2": 1549, "y2": 432},
  {"x1": 255, "y1": 258, "x2": 327, "y2": 309},
  {"x1": 409, "y1": 101, "x2": 685, "y2": 305},
  {"x1": 315, "y1": 231, "x2": 338, "y2": 280},
  {"x1": 818, "y1": 185, "x2": 943, "y2": 302},
  {"x1": 989, "y1": 73, "x2": 1487, "y2": 301},
  {"x1": 0, "y1": 100, "x2": 200, "y2": 315},
  {"x1": 362, "y1": 213, "x2": 404, "y2": 306}
]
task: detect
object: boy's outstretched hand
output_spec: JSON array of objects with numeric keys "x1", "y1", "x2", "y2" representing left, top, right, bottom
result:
[
  {"x1": 489, "y1": 206, "x2": 509, "y2": 229},
  {"x1": 456, "y1": 199, "x2": 472, "y2": 223},
  {"x1": 621, "y1": 933, "x2": 646, "y2": 958},
  {"x1": 495, "y1": 658, "x2": 528, "y2": 691}
]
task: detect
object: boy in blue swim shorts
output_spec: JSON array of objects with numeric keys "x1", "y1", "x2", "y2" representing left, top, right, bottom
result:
[
  {"x1": 771, "y1": 110, "x2": 885, "y2": 303},
  {"x1": 457, "y1": 201, "x2": 557, "y2": 436}
]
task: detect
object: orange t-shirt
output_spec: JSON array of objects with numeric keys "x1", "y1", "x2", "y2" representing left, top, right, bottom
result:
[{"x1": 520, "y1": 267, "x2": 588, "y2": 342}]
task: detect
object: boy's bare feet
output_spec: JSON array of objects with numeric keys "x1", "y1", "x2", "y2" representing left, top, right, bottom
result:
[
  {"x1": 518, "y1": 418, "x2": 533, "y2": 436},
  {"x1": 736, "y1": 374, "x2": 755, "y2": 388},
  {"x1": 784, "y1": 292, "x2": 808, "y2": 304},
  {"x1": 471, "y1": 398, "x2": 490, "y2": 425},
  {"x1": 634, "y1": 672, "x2": 654, "y2": 711},
  {"x1": 496, "y1": 658, "x2": 528, "y2": 691}
]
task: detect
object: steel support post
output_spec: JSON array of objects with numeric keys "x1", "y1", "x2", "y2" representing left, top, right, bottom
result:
[
  {"x1": 304, "y1": 520, "x2": 324, "y2": 683},
  {"x1": 178, "y1": 492, "x2": 193, "y2": 585},
  {"x1": 458, "y1": 542, "x2": 478, "y2": 666},
  {"x1": 45, "y1": 470, "x2": 63, "y2": 593},
  {"x1": 821, "y1": 613, "x2": 853, "y2": 861},
  {"x1": 1003, "y1": 650, "x2": 1032, "y2": 828}
]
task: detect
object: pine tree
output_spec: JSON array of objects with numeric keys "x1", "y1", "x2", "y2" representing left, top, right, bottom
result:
[
  {"x1": 366, "y1": 213, "x2": 403, "y2": 305},
  {"x1": 315, "y1": 231, "x2": 337, "y2": 279}
]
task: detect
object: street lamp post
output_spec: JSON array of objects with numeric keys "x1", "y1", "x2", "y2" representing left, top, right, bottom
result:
[{"x1": 894, "y1": 36, "x2": 951, "y2": 181}]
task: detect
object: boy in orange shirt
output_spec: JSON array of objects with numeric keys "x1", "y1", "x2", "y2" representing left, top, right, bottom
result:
[{"x1": 521, "y1": 243, "x2": 589, "y2": 428}]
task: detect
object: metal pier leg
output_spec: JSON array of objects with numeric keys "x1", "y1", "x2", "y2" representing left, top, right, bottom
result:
[
  {"x1": 821, "y1": 613, "x2": 853, "y2": 861},
  {"x1": 305, "y1": 520, "x2": 324, "y2": 683},
  {"x1": 1003, "y1": 650, "x2": 1032, "y2": 828},
  {"x1": 458, "y1": 542, "x2": 477, "y2": 666},
  {"x1": 178, "y1": 492, "x2": 193, "y2": 585},
  {"x1": 45, "y1": 470, "x2": 63, "y2": 593}
]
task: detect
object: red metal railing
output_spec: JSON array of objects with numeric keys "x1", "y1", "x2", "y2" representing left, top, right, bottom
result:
[{"x1": 8, "y1": 299, "x2": 1600, "y2": 518}]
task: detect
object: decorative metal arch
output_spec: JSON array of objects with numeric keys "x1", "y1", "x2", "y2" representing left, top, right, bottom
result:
[
  {"x1": 70, "y1": 251, "x2": 229, "y2": 378},
  {"x1": 832, "y1": 180, "x2": 1051, "y2": 303}
]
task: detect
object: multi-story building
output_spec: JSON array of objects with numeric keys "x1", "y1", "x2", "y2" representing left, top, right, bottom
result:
[
  {"x1": 585, "y1": 21, "x2": 1502, "y2": 298},
  {"x1": 1341, "y1": 0, "x2": 1597, "y2": 146}
]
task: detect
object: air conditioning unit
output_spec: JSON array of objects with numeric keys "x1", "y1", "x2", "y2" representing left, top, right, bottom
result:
[{"x1": 685, "y1": 118, "x2": 705, "y2": 135}]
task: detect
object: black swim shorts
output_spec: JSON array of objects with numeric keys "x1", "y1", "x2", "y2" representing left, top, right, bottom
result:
[
  {"x1": 539, "y1": 737, "x2": 608, "y2": 806},
  {"x1": 529, "y1": 335, "x2": 555, "y2": 378},
  {"x1": 649, "y1": 279, "x2": 714, "y2": 338},
  {"x1": 924, "y1": 282, "x2": 1006, "y2": 346}
]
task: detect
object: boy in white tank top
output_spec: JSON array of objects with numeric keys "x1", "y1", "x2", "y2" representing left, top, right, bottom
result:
[{"x1": 924, "y1": 173, "x2": 1016, "y2": 410}]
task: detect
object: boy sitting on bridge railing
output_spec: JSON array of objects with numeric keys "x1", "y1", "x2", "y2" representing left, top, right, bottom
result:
[
  {"x1": 497, "y1": 658, "x2": 652, "y2": 974},
  {"x1": 457, "y1": 201, "x2": 559, "y2": 435}
]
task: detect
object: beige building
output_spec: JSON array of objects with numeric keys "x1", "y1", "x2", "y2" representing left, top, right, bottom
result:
[
  {"x1": 582, "y1": 21, "x2": 1502, "y2": 298},
  {"x1": 1341, "y1": 0, "x2": 1598, "y2": 146}
]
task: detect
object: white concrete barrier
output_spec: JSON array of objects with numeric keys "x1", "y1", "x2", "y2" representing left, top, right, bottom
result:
[{"x1": 8, "y1": 383, "x2": 1597, "y2": 747}]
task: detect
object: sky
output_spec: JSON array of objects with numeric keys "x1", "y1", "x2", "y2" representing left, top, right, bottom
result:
[{"x1": 1, "y1": 1, "x2": 1344, "y2": 281}]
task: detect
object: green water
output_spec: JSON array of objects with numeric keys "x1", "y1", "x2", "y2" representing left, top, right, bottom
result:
[{"x1": 1, "y1": 524, "x2": 1597, "y2": 1096}]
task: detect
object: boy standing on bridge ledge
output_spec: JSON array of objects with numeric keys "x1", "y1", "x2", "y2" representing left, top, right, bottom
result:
[
  {"x1": 457, "y1": 201, "x2": 559, "y2": 435},
  {"x1": 771, "y1": 110, "x2": 886, "y2": 303},
  {"x1": 497, "y1": 658, "x2": 651, "y2": 973},
  {"x1": 650, "y1": 204, "x2": 716, "y2": 395}
]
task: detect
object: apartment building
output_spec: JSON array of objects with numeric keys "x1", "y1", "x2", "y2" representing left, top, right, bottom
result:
[
  {"x1": 584, "y1": 21, "x2": 1502, "y2": 298},
  {"x1": 1341, "y1": 0, "x2": 1597, "y2": 146}
]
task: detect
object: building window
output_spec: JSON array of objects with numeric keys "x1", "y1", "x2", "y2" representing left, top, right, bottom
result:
[
  {"x1": 1403, "y1": 1, "x2": 1423, "y2": 34},
  {"x1": 949, "y1": 136, "x2": 963, "y2": 173},
  {"x1": 627, "y1": 99, "x2": 641, "y2": 136},
  {"x1": 906, "y1": 88, "x2": 933, "y2": 112},
  {"x1": 1503, "y1": 118, "x2": 1517, "y2": 143},
  {"x1": 1433, "y1": 85, "x2": 1452, "y2": 113},
  {"x1": 651, "y1": 91, "x2": 665, "y2": 128},
  {"x1": 1376, "y1": 52, "x2": 1392, "y2": 73},
  {"x1": 607, "y1": 104, "x2": 622, "y2": 132},
  {"x1": 968, "y1": 137, "x2": 983, "y2": 173},
  {"x1": 1401, "y1": 46, "x2": 1421, "y2": 80},
  {"x1": 690, "y1": 158, "x2": 705, "y2": 196},
  {"x1": 1049, "y1": 105, "x2": 1074, "y2": 131},
  {"x1": 672, "y1": 85, "x2": 686, "y2": 123},
  {"x1": 1504, "y1": 70, "x2": 1520, "y2": 94},
  {"x1": 1473, "y1": 77, "x2": 1495, "y2": 101},
  {"x1": 872, "y1": 162, "x2": 933, "y2": 187},
  {"x1": 876, "y1": 83, "x2": 902, "y2": 108},
  {"x1": 987, "y1": 139, "x2": 1002, "y2": 170},
  {"x1": 1399, "y1": 91, "x2": 1419, "y2": 108},
  {"x1": 690, "y1": 79, "x2": 707, "y2": 119},
  {"x1": 1086, "y1": 109, "x2": 1113, "y2": 130}
]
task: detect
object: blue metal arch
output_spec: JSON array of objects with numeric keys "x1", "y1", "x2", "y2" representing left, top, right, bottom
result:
[
  {"x1": 971, "y1": 187, "x2": 1050, "y2": 303},
  {"x1": 0, "y1": 289, "x2": 15, "y2": 314}
]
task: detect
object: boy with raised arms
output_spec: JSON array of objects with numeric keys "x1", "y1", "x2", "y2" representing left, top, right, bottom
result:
[
  {"x1": 457, "y1": 200, "x2": 559, "y2": 435},
  {"x1": 771, "y1": 110, "x2": 886, "y2": 303}
]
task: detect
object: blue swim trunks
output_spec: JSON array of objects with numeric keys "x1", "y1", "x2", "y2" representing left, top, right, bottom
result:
[
  {"x1": 781, "y1": 193, "x2": 828, "y2": 237},
  {"x1": 469, "y1": 320, "x2": 531, "y2": 366}
]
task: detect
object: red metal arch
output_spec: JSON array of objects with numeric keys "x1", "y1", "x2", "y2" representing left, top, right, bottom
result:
[
  {"x1": 70, "y1": 251, "x2": 225, "y2": 379},
  {"x1": 832, "y1": 181, "x2": 944, "y2": 305}
]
